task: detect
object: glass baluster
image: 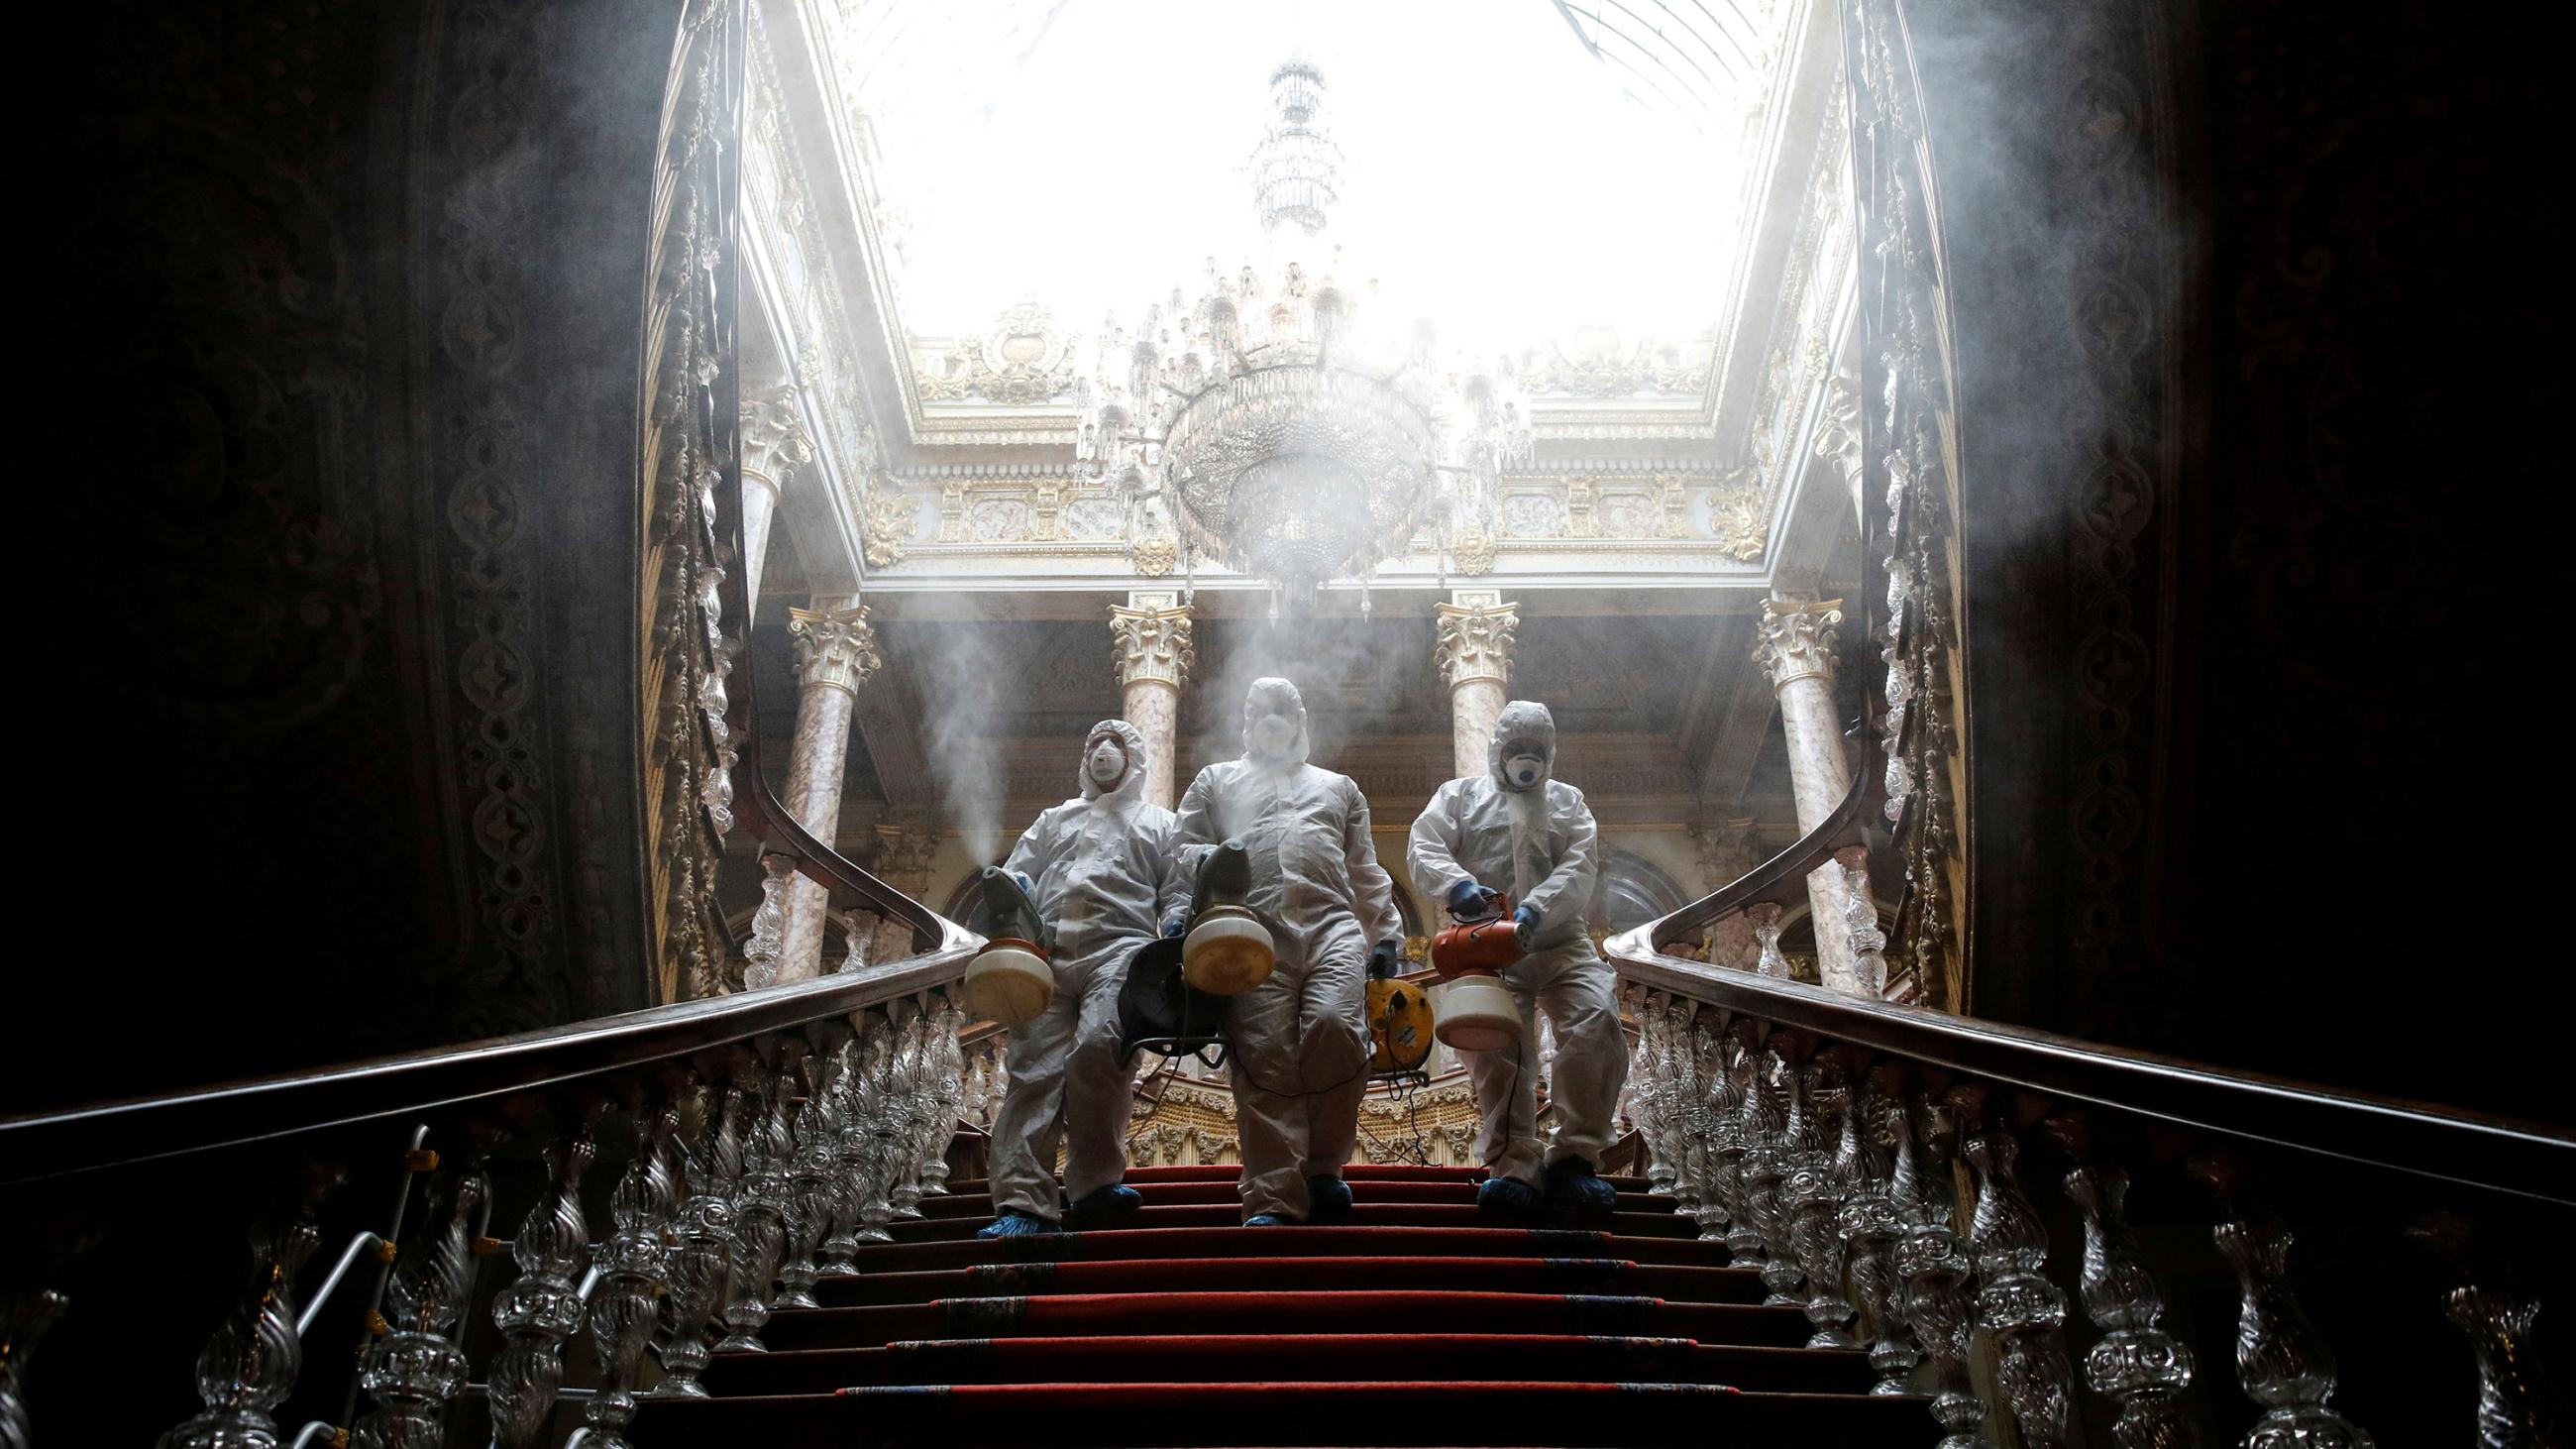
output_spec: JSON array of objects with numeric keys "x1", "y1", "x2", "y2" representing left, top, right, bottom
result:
[
  {"x1": 350, "y1": 1170, "x2": 483, "y2": 1449},
  {"x1": 485, "y1": 1125, "x2": 596, "y2": 1449}
]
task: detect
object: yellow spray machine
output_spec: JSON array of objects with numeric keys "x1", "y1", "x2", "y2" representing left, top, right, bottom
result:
[
  {"x1": 960, "y1": 866, "x2": 1054, "y2": 1027},
  {"x1": 1366, "y1": 959, "x2": 1435, "y2": 1076}
]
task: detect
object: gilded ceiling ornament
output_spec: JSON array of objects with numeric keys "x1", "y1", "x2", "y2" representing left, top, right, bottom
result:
[
  {"x1": 1812, "y1": 373, "x2": 1865, "y2": 495},
  {"x1": 1128, "y1": 534, "x2": 1178, "y2": 577},
  {"x1": 1658, "y1": 475, "x2": 1694, "y2": 539},
  {"x1": 1513, "y1": 334, "x2": 1714, "y2": 398},
  {"x1": 914, "y1": 299, "x2": 1077, "y2": 406},
  {"x1": 860, "y1": 494, "x2": 913, "y2": 569},
  {"x1": 1708, "y1": 469, "x2": 1769, "y2": 561},
  {"x1": 1450, "y1": 526, "x2": 1496, "y2": 576}
]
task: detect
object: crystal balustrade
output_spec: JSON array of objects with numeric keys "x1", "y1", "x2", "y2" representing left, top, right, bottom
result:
[{"x1": 0, "y1": 947, "x2": 998, "y2": 1448}]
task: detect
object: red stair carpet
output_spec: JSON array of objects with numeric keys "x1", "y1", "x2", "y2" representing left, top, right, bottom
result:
[{"x1": 634, "y1": 1164, "x2": 1926, "y2": 1446}]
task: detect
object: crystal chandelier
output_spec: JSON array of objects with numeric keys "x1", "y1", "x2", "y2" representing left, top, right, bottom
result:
[{"x1": 1077, "y1": 61, "x2": 1530, "y2": 606}]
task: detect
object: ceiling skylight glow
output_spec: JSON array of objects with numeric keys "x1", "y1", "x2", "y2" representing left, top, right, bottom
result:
[{"x1": 842, "y1": 0, "x2": 1758, "y2": 351}]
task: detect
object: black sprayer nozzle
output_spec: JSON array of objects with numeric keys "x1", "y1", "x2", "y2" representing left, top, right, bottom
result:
[
  {"x1": 975, "y1": 865, "x2": 1048, "y2": 949},
  {"x1": 1191, "y1": 838, "x2": 1253, "y2": 920}
]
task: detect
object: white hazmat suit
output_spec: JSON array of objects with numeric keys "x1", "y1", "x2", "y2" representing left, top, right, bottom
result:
[
  {"x1": 986, "y1": 719, "x2": 1189, "y2": 1226},
  {"x1": 1408, "y1": 701, "x2": 1628, "y2": 1192},
  {"x1": 1176, "y1": 678, "x2": 1403, "y2": 1223}
]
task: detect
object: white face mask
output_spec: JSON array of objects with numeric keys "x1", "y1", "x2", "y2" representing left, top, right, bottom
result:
[
  {"x1": 1249, "y1": 715, "x2": 1298, "y2": 758},
  {"x1": 1503, "y1": 752, "x2": 1547, "y2": 790},
  {"x1": 1086, "y1": 738, "x2": 1127, "y2": 787}
]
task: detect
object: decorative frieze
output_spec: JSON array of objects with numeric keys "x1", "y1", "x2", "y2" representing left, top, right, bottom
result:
[{"x1": 912, "y1": 299, "x2": 1079, "y2": 406}]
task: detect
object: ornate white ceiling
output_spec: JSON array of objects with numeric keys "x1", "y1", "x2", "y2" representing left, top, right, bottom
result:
[{"x1": 829, "y1": 0, "x2": 1770, "y2": 346}]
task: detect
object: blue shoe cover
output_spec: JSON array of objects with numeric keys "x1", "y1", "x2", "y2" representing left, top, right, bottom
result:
[
  {"x1": 1305, "y1": 1173, "x2": 1353, "y2": 1223},
  {"x1": 1242, "y1": 1212, "x2": 1292, "y2": 1227},
  {"x1": 1067, "y1": 1183, "x2": 1142, "y2": 1221},
  {"x1": 1477, "y1": 1174, "x2": 1543, "y2": 1216},
  {"x1": 975, "y1": 1210, "x2": 1059, "y2": 1239},
  {"x1": 1544, "y1": 1157, "x2": 1620, "y2": 1212}
]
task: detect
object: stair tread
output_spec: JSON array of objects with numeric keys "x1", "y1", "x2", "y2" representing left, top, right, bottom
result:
[
  {"x1": 922, "y1": 1182, "x2": 1671, "y2": 1215},
  {"x1": 700, "y1": 1333, "x2": 1875, "y2": 1395},
  {"x1": 635, "y1": 1381, "x2": 1928, "y2": 1447},
  {"x1": 814, "y1": 1254, "x2": 1762, "y2": 1306},
  {"x1": 888, "y1": 1203, "x2": 1697, "y2": 1240},
  {"x1": 851, "y1": 1224, "x2": 1733, "y2": 1274},
  {"x1": 757, "y1": 1287, "x2": 1813, "y2": 1352},
  {"x1": 946, "y1": 1166, "x2": 1656, "y2": 1189}
]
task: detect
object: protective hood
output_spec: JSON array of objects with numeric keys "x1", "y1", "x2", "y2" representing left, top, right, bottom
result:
[
  {"x1": 1489, "y1": 700, "x2": 1556, "y2": 792},
  {"x1": 1079, "y1": 718, "x2": 1153, "y2": 805},
  {"x1": 1239, "y1": 677, "x2": 1312, "y2": 766}
]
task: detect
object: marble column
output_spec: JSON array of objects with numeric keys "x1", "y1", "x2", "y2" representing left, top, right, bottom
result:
[
  {"x1": 1109, "y1": 591, "x2": 1194, "y2": 811},
  {"x1": 776, "y1": 599, "x2": 880, "y2": 983},
  {"x1": 1750, "y1": 597, "x2": 1881, "y2": 996},
  {"x1": 1434, "y1": 590, "x2": 1519, "y2": 781},
  {"x1": 738, "y1": 384, "x2": 811, "y2": 606}
]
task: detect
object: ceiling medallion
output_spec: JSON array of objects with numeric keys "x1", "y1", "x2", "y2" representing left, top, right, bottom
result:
[{"x1": 1075, "y1": 60, "x2": 1530, "y2": 614}]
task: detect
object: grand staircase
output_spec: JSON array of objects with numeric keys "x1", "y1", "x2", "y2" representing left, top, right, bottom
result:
[{"x1": 635, "y1": 1163, "x2": 1926, "y2": 1446}]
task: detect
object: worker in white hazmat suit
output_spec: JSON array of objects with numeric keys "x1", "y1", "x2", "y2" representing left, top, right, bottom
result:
[
  {"x1": 1407, "y1": 700, "x2": 1626, "y2": 1215},
  {"x1": 980, "y1": 719, "x2": 1189, "y2": 1238},
  {"x1": 1175, "y1": 678, "x2": 1404, "y2": 1225}
]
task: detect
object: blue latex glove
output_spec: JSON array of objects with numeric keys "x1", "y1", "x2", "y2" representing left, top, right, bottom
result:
[
  {"x1": 1513, "y1": 903, "x2": 1541, "y2": 948},
  {"x1": 1445, "y1": 878, "x2": 1501, "y2": 918},
  {"x1": 1161, "y1": 911, "x2": 1187, "y2": 939},
  {"x1": 1366, "y1": 938, "x2": 1404, "y2": 977}
]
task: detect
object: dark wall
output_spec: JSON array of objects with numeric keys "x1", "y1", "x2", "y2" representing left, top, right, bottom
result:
[
  {"x1": 1923, "y1": 0, "x2": 2551, "y2": 1119},
  {"x1": 24, "y1": 0, "x2": 683, "y2": 1110}
]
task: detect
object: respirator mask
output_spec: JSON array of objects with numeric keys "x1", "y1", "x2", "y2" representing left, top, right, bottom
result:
[
  {"x1": 1500, "y1": 740, "x2": 1548, "y2": 791},
  {"x1": 1086, "y1": 736, "x2": 1128, "y2": 788},
  {"x1": 1248, "y1": 715, "x2": 1298, "y2": 760}
]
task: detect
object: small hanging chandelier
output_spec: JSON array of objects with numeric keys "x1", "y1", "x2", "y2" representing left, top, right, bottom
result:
[{"x1": 1077, "y1": 60, "x2": 1531, "y2": 601}]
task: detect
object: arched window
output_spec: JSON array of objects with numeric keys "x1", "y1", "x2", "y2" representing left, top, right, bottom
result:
[{"x1": 1592, "y1": 849, "x2": 1690, "y2": 933}]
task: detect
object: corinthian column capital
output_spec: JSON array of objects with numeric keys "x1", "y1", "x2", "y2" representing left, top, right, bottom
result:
[
  {"x1": 1752, "y1": 597, "x2": 1845, "y2": 692},
  {"x1": 788, "y1": 599, "x2": 881, "y2": 695},
  {"x1": 1434, "y1": 590, "x2": 1519, "y2": 692},
  {"x1": 1110, "y1": 592, "x2": 1194, "y2": 691},
  {"x1": 741, "y1": 383, "x2": 813, "y2": 495}
]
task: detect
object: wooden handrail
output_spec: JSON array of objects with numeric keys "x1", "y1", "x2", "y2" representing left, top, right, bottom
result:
[
  {"x1": 0, "y1": 933, "x2": 978, "y2": 1185},
  {"x1": 1605, "y1": 930, "x2": 2576, "y2": 1207},
  {"x1": 1647, "y1": 757, "x2": 1878, "y2": 954}
]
